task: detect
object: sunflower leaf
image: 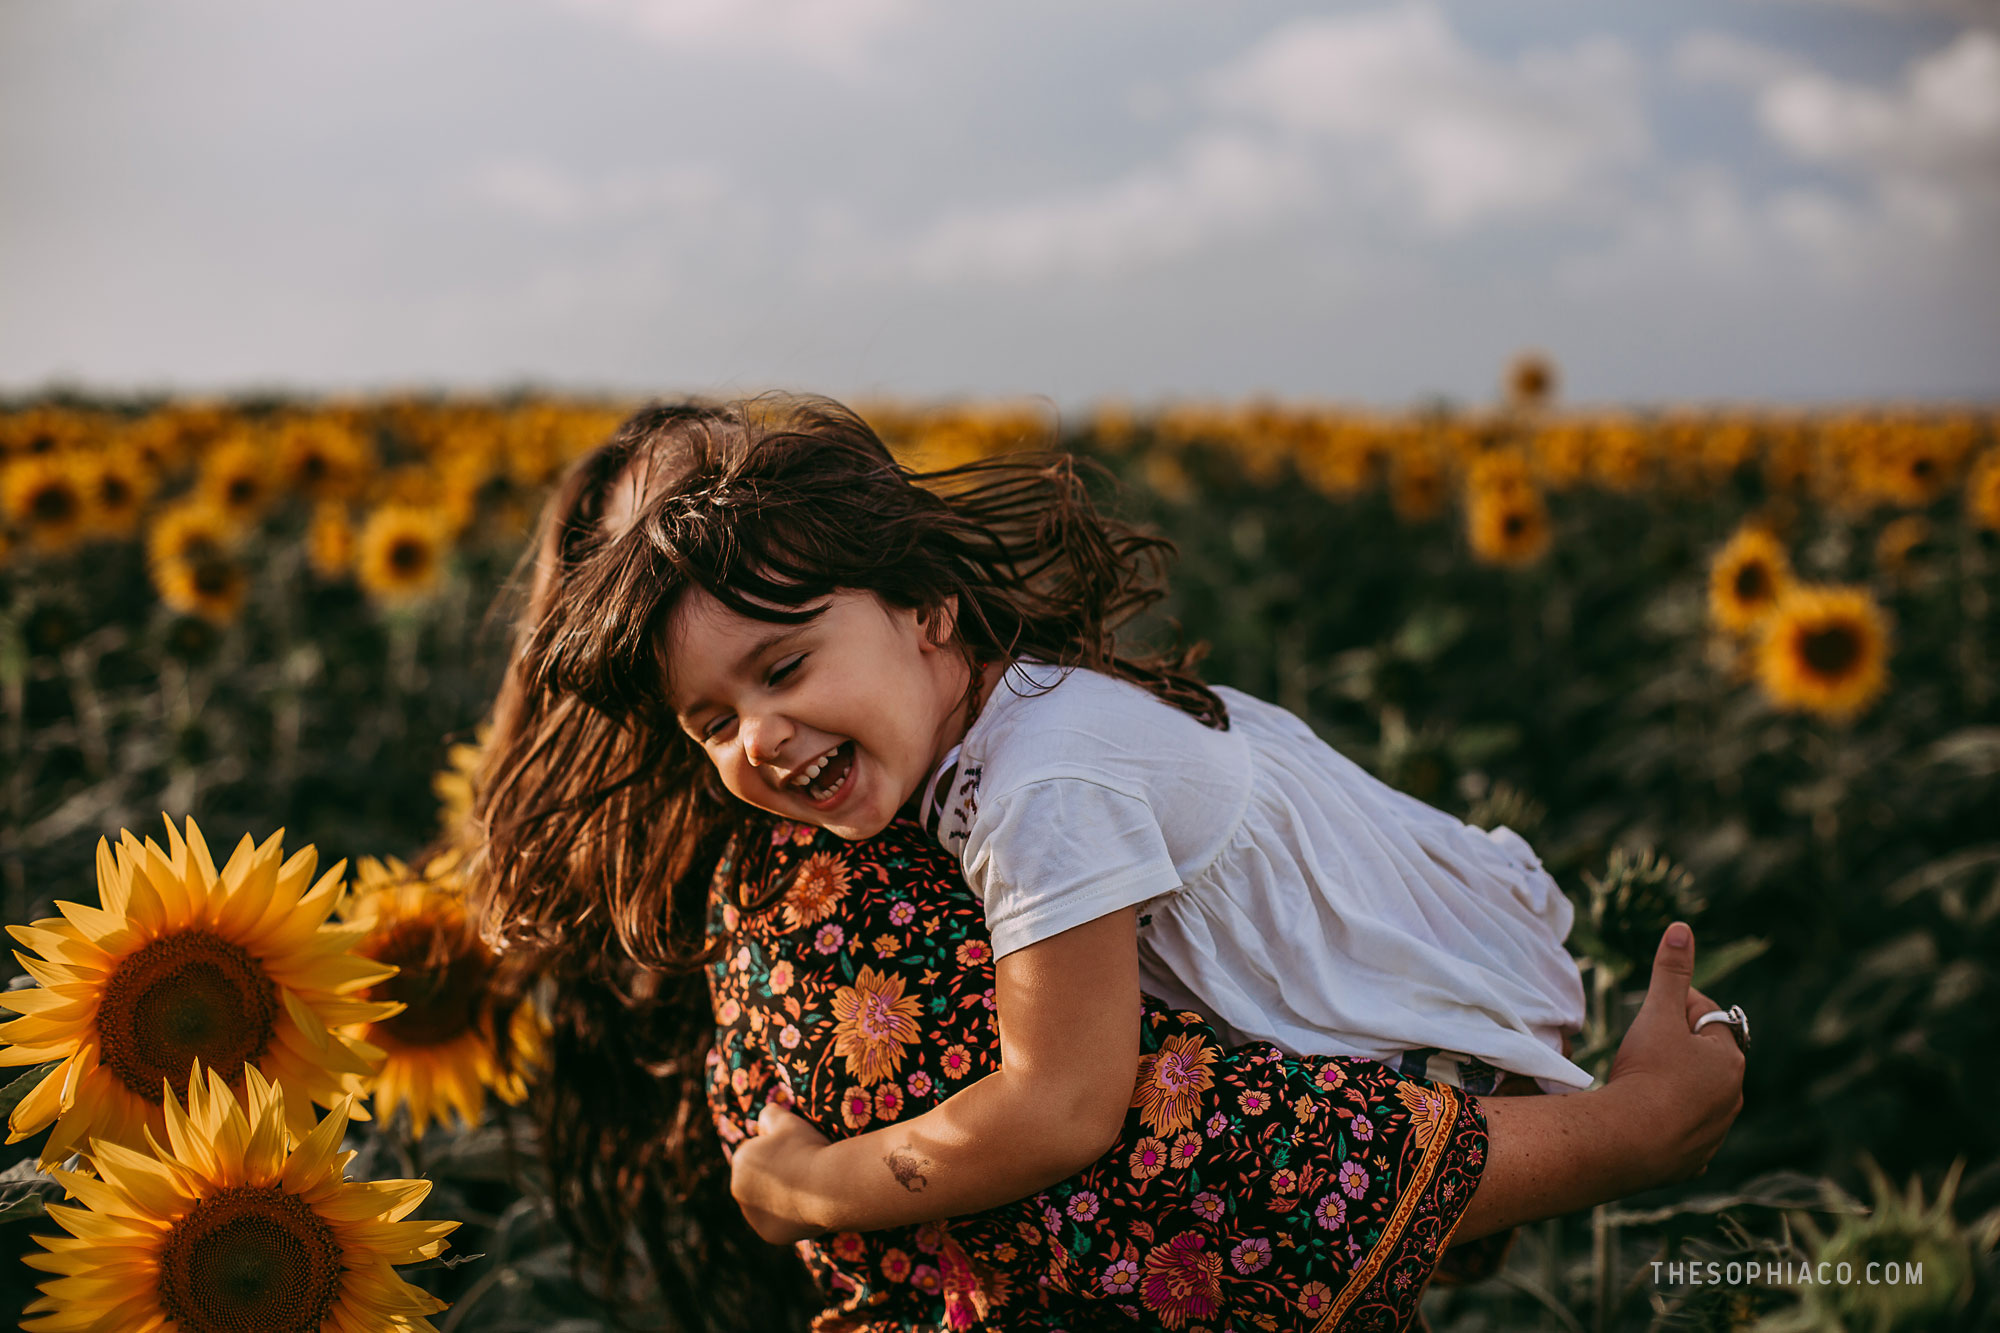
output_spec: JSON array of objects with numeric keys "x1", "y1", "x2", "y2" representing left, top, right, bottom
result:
[
  {"x1": 0, "y1": 1157, "x2": 62, "y2": 1225},
  {"x1": 0, "y1": 1061, "x2": 60, "y2": 1119},
  {"x1": 1692, "y1": 936, "x2": 1770, "y2": 990}
]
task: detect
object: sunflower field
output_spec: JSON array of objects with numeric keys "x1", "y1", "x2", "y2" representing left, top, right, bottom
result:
[{"x1": 1, "y1": 380, "x2": 1997, "y2": 1330}]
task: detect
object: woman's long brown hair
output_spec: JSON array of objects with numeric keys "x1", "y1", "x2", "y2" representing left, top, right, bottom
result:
[{"x1": 467, "y1": 394, "x2": 1222, "y2": 1319}]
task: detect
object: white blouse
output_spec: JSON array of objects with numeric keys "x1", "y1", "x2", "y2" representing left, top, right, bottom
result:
[{"x1": 928, "y1": 663, "x2": 1592, "y2": 1091}]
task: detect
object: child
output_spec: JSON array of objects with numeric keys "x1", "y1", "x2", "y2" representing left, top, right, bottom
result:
[{"x1": 511, "y1": 394, "x2": 1587, "y2": 1244}]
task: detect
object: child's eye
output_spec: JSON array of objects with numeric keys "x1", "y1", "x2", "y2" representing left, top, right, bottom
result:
[
  {"x1": 769, "y1": 654, "x2": 805, "y2": 685},
  {"x1": 701, "y1": 713, "x2": 734, "y2": 741}
]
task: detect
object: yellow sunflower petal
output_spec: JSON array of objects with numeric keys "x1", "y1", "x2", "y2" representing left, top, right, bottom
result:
[
  {"x1": 8, "y1": 1062, "x2": 73, "y2": 1139},
  {"x1": 88, "y1": 1142, "x2": 194, "y2": 1220}
]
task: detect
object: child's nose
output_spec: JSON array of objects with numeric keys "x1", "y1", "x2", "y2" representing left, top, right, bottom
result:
[{"x1": 740, "y1": 713, "x2": 791, "y2": 768}]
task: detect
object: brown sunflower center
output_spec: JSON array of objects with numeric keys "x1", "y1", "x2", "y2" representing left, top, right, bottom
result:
[
  {"x1": 225, "y1": 476, "x2": 259, "y2": 507},
  {"x1": 1732, "y1": 561, "x2": 1772, "y2": 603},
  {"x1": 371, "y1": 920, "x2": 491, "y2": 1047},
  {"x1": 31, "y1": 483, "x2": 78, "y2": 524},
  {"x1": 178, "y1": 533, "x2": 223, "y2": 562},
  {"x1": 157, "y1": 1185, "x2": 343, "y2": 1333},
  {"x1": 1799, "y1": 623, "x2": 1862, "y2": 678},
  {"x1": 1502, "y1": 512, "x2": 1527, "y2": 538},
  {"x1": 299, "y1": 453, "x2": 329, "y2": 482},
  {"x1": 192, "y1": 558, "x2": 237, "y2": 598},
  {"x1": 97, "y1": 930, "x2": 278, "y2": 1103},
  {"x1": 99, "y1": 474, "x2": 134, "y2": 507},
  {"x1": 387, "y1": 536, "x2": 431, "y2": 577}
]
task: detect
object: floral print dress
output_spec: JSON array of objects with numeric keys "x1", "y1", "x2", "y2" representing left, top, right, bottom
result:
[{"x1": 705, "y1": 819, "x2": 1490, "y2": 1332}]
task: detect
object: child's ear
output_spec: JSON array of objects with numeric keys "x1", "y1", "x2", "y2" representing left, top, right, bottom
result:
[{"x1": 919, "y1": 596, "x2": 959, "y2": 650}]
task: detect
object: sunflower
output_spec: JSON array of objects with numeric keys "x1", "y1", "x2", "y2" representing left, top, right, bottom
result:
[
  {"x1": 307, "y1": 503, "x2": 356, "y2": 579},
  {"x1": 356, "y1": 505, "x2": 449, "y2": 604},
  {"x1": 23, "y1": 1063, "x2": 454, "y2": 1333},
  {"x1": 0, "y1": 817, "x2": 398, "y2": 1164},
  {"x1": 0, "y1": 407, "x2": 91, "y2": 457},
  {"x1": 1873, "y1": 515, "x2": 1932, "y2": 580},
  {"x1": 1529, "y1": 423, "x2": 1591, "y2": 491},
  {"x1": 1853, "y1": 422, "x2": 1960, "y2": 508},
  {"x1": 1763, "y1": 419, "x2": 1815, "y2": 493},
  {"x1": 1707, "y1": 525, "x2": 1792, "y2": 634},
  {"x1": 342, "y1": 856, "x2": 543, "y2": 1139},
  {"x1": 153, "y1": 551, "x2": 250, "y2": 624},
  {"x1": 1465, "y1": 483, "x2": 1551, "y2": 567},
  {"x1": 3, "y1": 455, "x2": 90, "y2": 553},
  {"x1": 146, "y1": 499, "x2": 236, "y2": 570},
  {"x1": 1388, "y1": 442, "x2": 1449, "y2": 521},
  {"x1": 1701, "y1": 419, "x2": 1758, "y2": 483},
  {"x1": 276, "y1": 418, "x2": 373, "y2": 501},
  {"x1": 1466, "y1": 447, "x2": 1534, "y2": 498},
  {"x1": 1505, "y1": 350, "x2": 1556, "y2": 410},
  {"x1": 1295, "y1": 420, "x2": 1376, "y2": 499},
  {"x1": 80, "y1": 450, "x2": 153, "y2": 538},
  {"x1": 431, "y1": 730, "x2": 487, "y2": 835},
  {"x1": 431, "y1": 448, "x2": 500, "y2": 535},
  {"x1": 201, "y1": 435, "x2": 274, "y2": 526},
  {"x1": 1756, "y1": 585, "x2": 1891, "y2": 722},
  {"x1": 1967, "y1": 450, "x2": 2000, "y2": 532},
  {"x1": 1589, "y1": 418, "x2": 1652, "y2": 492}
]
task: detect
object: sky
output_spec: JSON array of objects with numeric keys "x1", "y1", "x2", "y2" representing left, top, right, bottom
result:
[{"x1": 2, "y1": 0, "x2": 1996, "y2": 408}]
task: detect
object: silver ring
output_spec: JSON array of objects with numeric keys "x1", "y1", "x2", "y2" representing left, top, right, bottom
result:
[{"x1": 1694, "y1": 1004, "x2": 1750, "y2": 1051}]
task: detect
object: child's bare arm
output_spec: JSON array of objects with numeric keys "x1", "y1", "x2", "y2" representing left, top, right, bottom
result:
[
  {"x1": 730, "y1": 907, "x2": 1143, "y2": 1241},
  {"x1": 1453, "y1": 923, "x2": 1746, "y2": 1241}
]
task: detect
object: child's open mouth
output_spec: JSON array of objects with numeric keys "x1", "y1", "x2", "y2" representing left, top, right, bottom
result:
[{"x1": 796, "y1": 740, "x2": 856, "y2": 807}]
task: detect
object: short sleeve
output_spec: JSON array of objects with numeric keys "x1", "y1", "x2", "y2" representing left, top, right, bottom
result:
[{"x1": 964, "y1": 778, "x2": 1184, "y2": 959}]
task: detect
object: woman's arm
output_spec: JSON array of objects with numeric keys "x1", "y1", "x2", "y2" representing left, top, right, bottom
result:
[
  {"x1": 731, "y1": 906, "x2": 1143, "y2": 1242},
  {"x1": 1452, "y1": 922, "x2": 1747, "y2": 1241}
]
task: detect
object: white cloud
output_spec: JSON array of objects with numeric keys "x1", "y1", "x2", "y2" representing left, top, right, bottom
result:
[
  {"x1": 900, "y1": 133, "x2": 1317, "y2": 283},
  {"x1": 555, "y1": 0, "x2": 914, "y2": 73},
  {"x1": 1574, "y1": 29, "x2": 2000, "y2": 303},
  {"x1": 883, "y1": 5, "x2": 1650, "y2": 285},
  {"x1": 1204, "y1": 5, "x2": 1646, "y2": 229},
  {"x1": 1759, "y1": 27, "x2": 2000, "y2": 194},
  {"x1": 1677, "y1": 28, "x2": 2000, "y2": 245}
]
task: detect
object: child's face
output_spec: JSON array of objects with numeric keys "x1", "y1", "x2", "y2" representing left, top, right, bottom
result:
[{"x1": 665, "y1": 588, "x2": 969, "y2": 840}]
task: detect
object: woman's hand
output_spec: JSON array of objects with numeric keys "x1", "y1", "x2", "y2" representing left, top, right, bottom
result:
[
  {"x1": 1600, "y1": 921, "x2": 1748, "y2": 1184},
  {"x1": 1455, "y1": 922, "x2": 1747, "y2": 1240},
  {"x1": 730, "y1": 1103, "x2": 835, "y2": 1245}
]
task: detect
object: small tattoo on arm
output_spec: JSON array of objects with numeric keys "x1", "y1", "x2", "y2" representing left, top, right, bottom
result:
[{"x1": 886, "y1": 1146, "x2": 931, "y2": 1193}]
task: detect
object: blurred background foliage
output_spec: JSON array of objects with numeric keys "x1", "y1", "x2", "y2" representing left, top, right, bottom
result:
[{"x1": 2, "y1": 371, "x2": 1998, "y2": 1329}]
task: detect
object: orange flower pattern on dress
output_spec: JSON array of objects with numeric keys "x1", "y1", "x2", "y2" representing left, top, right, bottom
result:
[
  {"x1": 1132, "y1": 1032, "x2": 1218, "y2": 1137},
  {"x1": 830, "y1": 964, "x2": 923, "y2": 1087},
  {"x1": 705, "y1": 820, "x2": 1488, "y2": 1331},
  {"x1": 782, "y1": 850, "x2": 851, "y2": 929}
]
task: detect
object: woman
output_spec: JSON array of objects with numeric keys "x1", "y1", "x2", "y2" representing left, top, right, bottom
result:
[{"x1": 477, "y1": 409, "x2": 1744, "y2": 1330}]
